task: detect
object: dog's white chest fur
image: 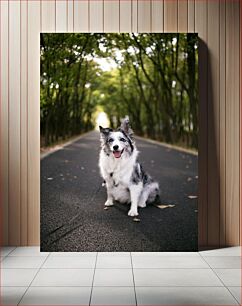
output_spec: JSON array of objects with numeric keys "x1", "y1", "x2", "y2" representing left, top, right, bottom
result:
[
  {"x1": 99, "y1": 149, "x2": 139, "y2": 203},
  {"x1": 99, "y1": 149, "x2": 138, "y2": 184}
]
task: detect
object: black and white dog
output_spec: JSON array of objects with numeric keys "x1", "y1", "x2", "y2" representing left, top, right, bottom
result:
[{"x1": 99, "y1": 117, "x2": 159, "y2": 217}]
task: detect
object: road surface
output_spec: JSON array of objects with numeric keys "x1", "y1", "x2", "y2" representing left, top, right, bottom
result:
[{"x1": 41, "y1": 131, "x2": 198, "y2": 252}]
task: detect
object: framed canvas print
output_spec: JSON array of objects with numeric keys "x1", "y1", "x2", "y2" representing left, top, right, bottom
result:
[{"x1": 40, "y1": 33, "x2": 198, "y2": 252}]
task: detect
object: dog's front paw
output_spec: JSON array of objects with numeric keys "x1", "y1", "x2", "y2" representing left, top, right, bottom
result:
[
  {"x1": 104, "y1": 200, "x2": 114, "y2": 207},
  {"x1": 128, "y1": 208, "x2": 139, "y2": 217}
]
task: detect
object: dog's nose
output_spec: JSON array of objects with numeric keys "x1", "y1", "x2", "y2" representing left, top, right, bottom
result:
[{"x1": 113, "y1": 145, "x2": 119, "y2": 151}]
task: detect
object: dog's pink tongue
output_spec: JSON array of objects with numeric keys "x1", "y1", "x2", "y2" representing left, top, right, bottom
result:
[{"x1": 113, "y1": 151, "x2": 121, "y2": 158}]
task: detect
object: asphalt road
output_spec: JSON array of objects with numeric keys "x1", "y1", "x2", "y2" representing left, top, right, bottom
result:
[{"x1": 41, "y1": 131, "x2": 198, "y2": 252}]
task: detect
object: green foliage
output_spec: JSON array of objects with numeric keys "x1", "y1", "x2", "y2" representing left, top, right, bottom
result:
[{"x1": 40, "y1": 33, "x2": 198, "y2": 149}]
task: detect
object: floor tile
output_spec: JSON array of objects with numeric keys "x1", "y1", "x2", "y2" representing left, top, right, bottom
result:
[
  {"x1": 199, "y1": 247, "x2": 240, "y2": 257},
  {"x1": 132, "y1": 252, "x2": 199, "y2": 257},
  {"x1": 228, "y1": 287, "x2": 241, "y2": 304},
  {"x1": 134, "y1": 269, "x2": 223, "y2": 287},
  {"x1": 93, "y1": 269, "x2": 134, "y2": 286},
  {"x1": 42, "y1": 256, "x2": 96, "y2": 268},
  {"x1": 91, "y1": 287, "x2": 136, "y2": 305},
  {"x1": 49, "y1": 252, "x2": 97, "y2": 257},
  {"x1": 96, "y1": 256, "x2": 132, "y2": 268},
  {"x1": 132, "y1": 256, "x2": 209, "y2": 269},
  {"x1": 9, "y1": 247, "x2": 49, "y2": 257},
  {"x1": 136, "y1": 287, "x2": 238, "y2": 305},
  {"x1": 1, "y1": 256, "x2": 46, "y2": 269},
  {"x1": 1, "y1": 287, "x2": 27, "y2": 305},
  {"x1": 214, "y1": 269, "x2": 241, "y2": 286},
  {"x1": 203, "y1": 256, "x2": 241, "y2": 268},
  {"x1": 98, "y1": 252, "x2": 130, "y2": 257},
  {"x1": 19, "y1": 286, "x2": 91, "y2": 305},
  {"x1": 0, "y1": 247, "x2": 16, "y2": 257},
  {"x1": 31, "y1": 268, "x2": 94, "y2": 286},
  {"x1": 1, "y1": 269, "x2": 38, "y2": 286}
]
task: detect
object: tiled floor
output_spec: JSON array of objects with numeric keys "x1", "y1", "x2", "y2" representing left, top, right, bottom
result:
[{"x1": 0, "y1": 246, "x2": 241, "y2": 305}]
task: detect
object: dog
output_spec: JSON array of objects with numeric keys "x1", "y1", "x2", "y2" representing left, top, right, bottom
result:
[{"x1": 98, "y1": 117, "x2": 160, "y2": 217}]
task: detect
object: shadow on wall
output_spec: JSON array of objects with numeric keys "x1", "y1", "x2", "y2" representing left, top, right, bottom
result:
[{"x1": 198, "y1": 38, "x2": 220, "y2": 249}]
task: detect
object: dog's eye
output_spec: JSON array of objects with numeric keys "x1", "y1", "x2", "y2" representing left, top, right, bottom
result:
[
  {"x1": 108, "y1": 138, "x2": 114, "y2": 143},
  {"x1": 120, "y1": 138, "x2": 126, "y2": 142}
]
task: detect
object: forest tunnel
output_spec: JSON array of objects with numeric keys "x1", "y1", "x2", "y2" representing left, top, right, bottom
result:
[{"x1": 40, "y1": 33, "x2": 198, "y2": 151}]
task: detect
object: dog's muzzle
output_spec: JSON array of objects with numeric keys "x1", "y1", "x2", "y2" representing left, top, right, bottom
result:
[{"x1": 113, "y1": 148, "x2": 124, "y2": 158}]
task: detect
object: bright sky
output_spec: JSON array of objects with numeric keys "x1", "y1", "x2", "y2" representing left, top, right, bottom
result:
[
  {"x1": 93, "y1": 57, "x2": 118, "y2": 72},
  {"x1": 91, "y1": 44, "x2": 124, "y2": 72},
  {"x1": 95, "y1": 111, "x2": 109, "y2": 129}
]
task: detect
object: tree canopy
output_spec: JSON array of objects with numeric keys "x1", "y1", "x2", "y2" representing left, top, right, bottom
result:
[{"x1": 40, "y1": 33, "x2": 198, "y2": 149}]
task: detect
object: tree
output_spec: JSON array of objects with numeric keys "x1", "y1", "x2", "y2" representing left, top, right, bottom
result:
[{"x1": 40, "y1": 33, "x2": 198, "y2": 149}]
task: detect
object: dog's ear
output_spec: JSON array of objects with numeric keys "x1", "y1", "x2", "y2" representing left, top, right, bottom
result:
[
  {"x1": 99, "y1": 126, "x2": 113, "y2": 146},
  {"x1": 99, "y1": 126, "x2": 112, "y2": 136},
  {"x1": 120, "y1": 116, "x2": 134, "y2": 138},
  {"x1": 99, "y1": 126, "x2": 104, "y2": 133}
]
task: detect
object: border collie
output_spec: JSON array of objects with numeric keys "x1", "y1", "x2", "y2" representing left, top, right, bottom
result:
[{"x1": 98, "y1": 117, "x2": 160, "y2": 217}]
